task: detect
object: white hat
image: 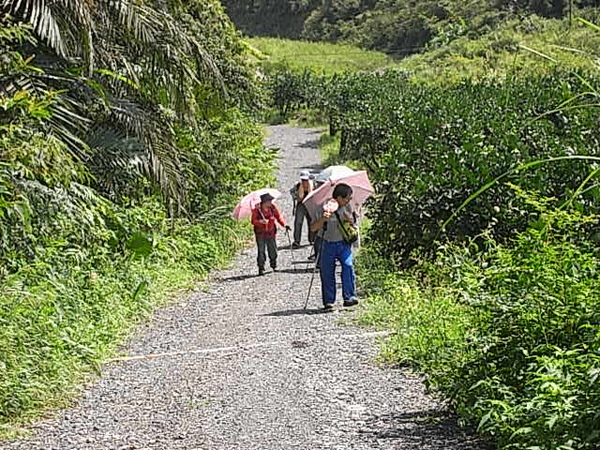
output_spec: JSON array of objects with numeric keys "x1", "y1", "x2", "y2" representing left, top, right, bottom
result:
[{"x1": 300, "y1": 170, "x2": 310, "y2": 180}]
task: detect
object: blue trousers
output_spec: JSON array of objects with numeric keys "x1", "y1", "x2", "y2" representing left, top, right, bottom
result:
[{"x1": 320, "y1": 240, "x2": 356, "y2": 305}]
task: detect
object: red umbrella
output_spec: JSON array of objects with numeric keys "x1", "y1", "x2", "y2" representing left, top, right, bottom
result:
[{"x1": 232, "y1": 188, "x2": 282, "y2": 220}]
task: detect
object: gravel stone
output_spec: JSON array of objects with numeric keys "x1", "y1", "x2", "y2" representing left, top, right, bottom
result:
[{"x1": 3, "y1": 126, "x2": 488, "y2": 449}]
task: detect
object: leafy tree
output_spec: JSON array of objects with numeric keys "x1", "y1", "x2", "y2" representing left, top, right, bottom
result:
[{"x1": 221, "y1": 0, "x2": 600, "y2": 56}]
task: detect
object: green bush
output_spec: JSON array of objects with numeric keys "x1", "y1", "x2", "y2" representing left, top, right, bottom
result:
[
  {"x1": 321, "y1": 70, "x2": 600, "y2": 261},
  {"x1": 262, "y1": 66, "x2": 600, "y2": 261},
  {"x1": 358, "y1": 198, "x2": 600, "y2": 449}
]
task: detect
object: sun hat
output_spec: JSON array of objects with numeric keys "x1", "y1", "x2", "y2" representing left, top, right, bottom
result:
[
  {"x1": 260, "y1": 193, "x2": 275, "y2": 203},
  {"x1": 300, "y1": 170, "x2": 310, "y2": 180}
]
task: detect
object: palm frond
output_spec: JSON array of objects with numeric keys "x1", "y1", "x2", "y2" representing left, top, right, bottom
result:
[
  {"x1": 1, "y1": 70, "x2": 91, "y2": 159},
  {"x1": 5, "y1": 0, "x2": 226, "y2": 120},
  {"x1": 5, "y1": 0, "x2": 92, "y2": 73},
  {"x1": 84, "y1": 125, "x2": 145, "y2": 199},
  {"x1": 4, "y1": 0, "x2": 65, "y2": 54},
  {"x1": 107, "y1": 99, "x2": 187, "y2": 211}
]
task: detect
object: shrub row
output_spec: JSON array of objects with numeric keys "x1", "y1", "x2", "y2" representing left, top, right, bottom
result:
[{"x1": 266, "y1": 67, "x2": 600, "y2": 259}]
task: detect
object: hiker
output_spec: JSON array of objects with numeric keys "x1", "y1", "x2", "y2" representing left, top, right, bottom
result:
[
  {"x1": 289, "y1": 170, "x2": 315, "y2": 249},
  {"x1": 251, "y1": 192, "x2": 290, "y2": 276},
  {"x1": 310, "y1": 183, "x2": 358, "y2": 309}
]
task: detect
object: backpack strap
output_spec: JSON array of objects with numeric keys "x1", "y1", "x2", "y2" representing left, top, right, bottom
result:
[{"x1": 334, "y1": 210, "x2": 347, "y2": 238}]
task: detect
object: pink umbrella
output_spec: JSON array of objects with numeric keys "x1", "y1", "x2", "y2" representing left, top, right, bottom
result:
[
  {"x1": 302, "y1": 171, "x2": 373, "y2": 220},
  {"x1": 232, "y1": 188, "x2": 282, "y2": 220}
]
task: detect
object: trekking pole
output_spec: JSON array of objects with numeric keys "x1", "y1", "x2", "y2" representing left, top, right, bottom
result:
[
  {"x1": 304, "y1": 226, "x2": 326, "y2": 309},
  {"x1": 285, "y1": 228, "x2": 296, "y2": 267}
]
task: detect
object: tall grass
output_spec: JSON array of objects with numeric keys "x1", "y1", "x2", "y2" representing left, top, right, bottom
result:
[
  {"x1": 401, "y1": 17, "x2": 600, "y2": 83},
  {"x1": 0, "y1": 216, "x2": 253, "y2": 439}
]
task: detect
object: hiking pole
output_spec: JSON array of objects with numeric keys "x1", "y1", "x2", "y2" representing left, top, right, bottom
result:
[
  {"x1": 304, "y1": 225, "x2": 326, "y2": 309},
  {"x1": 285, "y1": 228, "x2": 296, "y2": 267}
]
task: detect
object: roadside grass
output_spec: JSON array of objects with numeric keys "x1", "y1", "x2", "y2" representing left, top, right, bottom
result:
[{"x1": 0, "y1": 219, "x2": 253, "y2": 441}]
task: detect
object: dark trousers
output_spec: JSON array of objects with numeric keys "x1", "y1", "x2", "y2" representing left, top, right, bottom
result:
[
  {"x1": 256, "y1": 235, "x2": 278, "y2": 269},
  {"x1": 293, "y1": 203, "x2": 315, "y2": 244}
]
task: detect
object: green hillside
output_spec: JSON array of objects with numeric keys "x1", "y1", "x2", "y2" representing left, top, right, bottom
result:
[
  {"x1": 246, "y1": 18, "x2": 599, "y2": 83},
  {"x1": 222, "y1": 0, "x2": 600, "y2": 58},
  {"x1": 248, "y1": 37, "x2": 394, "y2": 74},
  {"x1": 402, "y1": 16, "x2": 600, "y2": 82}
]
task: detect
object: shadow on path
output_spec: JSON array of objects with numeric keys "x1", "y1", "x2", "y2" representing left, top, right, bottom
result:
[
  {"x1": 277, "y1": 243, "x2": 312, "y2": 251},
  {"x1": 362, "y1": 410, "x2": 492, "y2": 449},
  {"x1": 276, "y1": 268, "x2": 315, "y2": 274},
  {"x1": 298, "y1": 138, "x2": 320, "y2": 149},
  {"x1": 262, "y1": 308, "x2": 329, "y2": 317},
  {"x1": 217, "y1": 273, "x2": 260, "y2": 283},
  {"x1": 292, "y1": 162, "x2": 324, "y2": 171}
]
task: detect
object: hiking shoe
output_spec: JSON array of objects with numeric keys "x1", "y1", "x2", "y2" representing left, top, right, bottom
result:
[
  {"x1": 323, "y1": 303, "x2": 334, "y2": 311},
  {"x1": 258, "y1": 268, "x2": 265, "y2": 276},
  {"x1": 343, "y1": 298, "x2": 359, "y2": 307},
  {"x1": 291, "y1": 242, "x2": 301, "y2": 249},
  {"x1": 271, "y1": 266, "x2": 278, "y2": 272}
]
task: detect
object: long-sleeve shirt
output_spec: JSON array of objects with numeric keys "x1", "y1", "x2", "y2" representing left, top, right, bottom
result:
[{"x1": 251, "y1": 204, "x2": 286, "y2": 239}]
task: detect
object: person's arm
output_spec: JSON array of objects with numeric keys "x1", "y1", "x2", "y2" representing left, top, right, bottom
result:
[
  {"x1": 310, "y1": 211, "x2": 330, "y2": 233},
  {"x1": 274, "y1": 206, "x2": 287, "y2": 228}
]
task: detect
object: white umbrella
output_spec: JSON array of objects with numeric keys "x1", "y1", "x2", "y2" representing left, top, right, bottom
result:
[{"x1": 314, "y1": 165, "x2": 355, "y2": 184}]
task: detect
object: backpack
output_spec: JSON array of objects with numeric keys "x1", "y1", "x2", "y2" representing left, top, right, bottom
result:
[{"x1": 334, "y1": 210, "x2": 359, "y2": 244}]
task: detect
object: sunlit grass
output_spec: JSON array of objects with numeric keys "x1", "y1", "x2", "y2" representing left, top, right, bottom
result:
[
  {"x1": 402, "y1": 18, "x2": 600, "y2": 83},
  {"x1": 247, "y1": 37, "x2": 395, "y2": 74}
]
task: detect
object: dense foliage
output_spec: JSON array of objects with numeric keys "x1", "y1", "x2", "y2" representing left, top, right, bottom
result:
[
  {"x1": 1, "y1": 0, "x2": 274, "y2": 431},
  {"x1": 263, "y1": 67, "x2": 600, "y2": 260},
  {"x1": 337, "y1": 71, "x2": 600, "y2": 260},
  {"x1": 223, "y1": 0, "x2": 600, "y2": 57},
  {"x1": 358, "y1": 198, "x2": 600, "y2": 449}
]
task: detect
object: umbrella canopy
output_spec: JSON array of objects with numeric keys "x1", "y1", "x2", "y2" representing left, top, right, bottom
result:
[
  {"x1": 314, "y1": 165, "x2": 355, "y2": 184},
  {"x1": 302, "y1": 171, "x2": 373, "y2": 220},
  {"x1": 232, "y1": 188, "x2": 281, "y2": 220}
]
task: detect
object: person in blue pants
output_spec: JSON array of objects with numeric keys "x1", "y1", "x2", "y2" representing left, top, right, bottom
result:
[{"x1": 310, "y1": 183, "x2": 358, "y2": 310}]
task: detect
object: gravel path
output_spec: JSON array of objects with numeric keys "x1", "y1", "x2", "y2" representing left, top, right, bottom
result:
[{"x1": 4, "y1": 126, "x2": 485, "y2": 450}]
